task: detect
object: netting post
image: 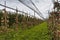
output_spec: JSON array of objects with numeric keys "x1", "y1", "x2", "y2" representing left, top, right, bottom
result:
[
  {"x1": 3, "y1": 1, "x2": 7, "y2": 27},
  {"x1": 15, "y1": 7, "x2": 18, "y2": 30}
]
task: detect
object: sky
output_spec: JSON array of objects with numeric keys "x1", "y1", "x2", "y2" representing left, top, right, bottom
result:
[{"x1": 0, "y1": 0, "x2": 54, "y2": 19}]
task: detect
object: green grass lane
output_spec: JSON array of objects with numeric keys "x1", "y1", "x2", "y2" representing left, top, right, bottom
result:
[{"x1": 0, "y1": 22, "x2": 50, "y2": 40}]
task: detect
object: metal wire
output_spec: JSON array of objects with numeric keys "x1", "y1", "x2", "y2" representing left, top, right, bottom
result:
[
  {"x1": 0, "y1": 4, "x2": 34, "y2": 18},
  {"x1": 18, "y1": 0, "x2": 45, "y2": 19},
  {"x1": 30, "y1": 0, "x2": 45, "y2": 19}
]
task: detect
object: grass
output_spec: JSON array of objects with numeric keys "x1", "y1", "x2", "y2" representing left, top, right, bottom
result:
[{"x1": 0, "y1": 22, "x2": 50, "y2": 40}]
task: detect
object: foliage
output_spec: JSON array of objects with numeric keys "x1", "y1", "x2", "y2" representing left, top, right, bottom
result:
[
  {"x1": 0, "y1": 10, "x2": 42, "y2": 27},
  {"x1": 8, "y1": 13, "x2": 16, "y2": 27},
  {"x1": 0, "y1": 11, "x2": 3, "y2": 26}
]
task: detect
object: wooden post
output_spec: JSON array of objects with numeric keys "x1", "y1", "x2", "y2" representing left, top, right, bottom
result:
[
  {"x1": 34, "y1": 11, "x2": 35, "y2": 18},
  {"x1": 15, "y1": 7, "x2": 18, "y2": 30},
  {"x1": 3, "y1": 1, "x2": 7, "y2": 27},
  {"x1": 26, "y1": 12, "x2": 28, "y2": 22},
  {"x1": 34, "y1": 11, "x2": 35, "y2": 25}
]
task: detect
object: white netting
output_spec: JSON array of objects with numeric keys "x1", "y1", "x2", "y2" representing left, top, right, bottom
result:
[
  {"x1": 18, "y1": 0, "x2": 44, "y2": 19},
  {"x1": 18, "y1": 0, "x2": 54, "y2": 19}
]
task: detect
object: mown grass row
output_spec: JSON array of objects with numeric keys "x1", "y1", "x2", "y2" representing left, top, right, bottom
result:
[{"x1": 0, "y1": 22, "x2": 51, "y2": 40}]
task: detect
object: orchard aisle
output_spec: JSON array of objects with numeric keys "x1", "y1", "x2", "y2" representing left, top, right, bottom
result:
[{"x1": 0, "y1": 22, "x2": 50, "y2": 40}]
